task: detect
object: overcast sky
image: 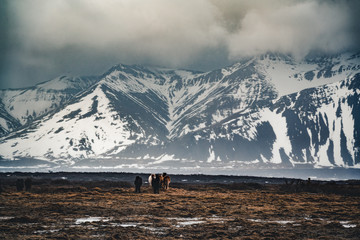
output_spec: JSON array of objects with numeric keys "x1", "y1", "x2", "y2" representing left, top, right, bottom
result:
[{"x1": 1, "y1": 0, "x2": 359, "y2": 89}]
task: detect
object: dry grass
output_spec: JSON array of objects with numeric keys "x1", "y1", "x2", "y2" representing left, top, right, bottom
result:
[{"x1": 0, "y1": 179, "x2": 359, "y2": 239}]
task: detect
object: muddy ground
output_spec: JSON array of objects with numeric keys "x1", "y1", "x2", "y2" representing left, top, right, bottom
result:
[{"x1": 0, "y1": 173, "x2": 359, "y2": 239}]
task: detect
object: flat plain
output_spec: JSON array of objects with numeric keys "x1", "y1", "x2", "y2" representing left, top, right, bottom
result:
[{"x1": 0, "y1": 173, "x2": 359, "y2": 239}]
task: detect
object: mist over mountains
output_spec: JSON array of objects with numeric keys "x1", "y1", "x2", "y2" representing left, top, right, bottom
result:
[{"x1": 0, "y1": 52, "x2": 359, "y2": 171}]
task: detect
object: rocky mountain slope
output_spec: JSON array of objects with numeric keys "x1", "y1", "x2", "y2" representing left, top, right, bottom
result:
[
  {"x1": 0, "y1": 53, "x2": 359, "y2": 169},
  {"x1": 0, "y1": 76, "x2": 98, "y2": 135}
]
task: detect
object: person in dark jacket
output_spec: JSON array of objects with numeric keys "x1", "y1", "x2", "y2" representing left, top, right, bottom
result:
[
  {"x1": 152, "y1": 174, "x2": 161, "y2": 194},
  {"x1": 134, "y1": 176, "x2": 142, "y2": 193}
]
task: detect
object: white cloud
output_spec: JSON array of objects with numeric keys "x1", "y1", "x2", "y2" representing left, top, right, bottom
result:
[
  {"x1": 11, "y1": 0, "x2": 226, "y2": 67},
  {"x1": 227, "y1": 1, "x2": 353, "y2": 59}
]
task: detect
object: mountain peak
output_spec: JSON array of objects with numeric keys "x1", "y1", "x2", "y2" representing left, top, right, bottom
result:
[{"x1": 1, "y1": 53, "x2": 360, "y2": 169}]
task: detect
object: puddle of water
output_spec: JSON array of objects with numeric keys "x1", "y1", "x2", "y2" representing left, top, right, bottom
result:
[
  {"x1": 168, "y1": 217, "x2": 205, "y2": 227},
  {"x1": 91, "y1": 234, "x2": 106, "y2": 238},
  {"x1": 35, "y1": 229, "x2": 60, "y2": 234},
  {"x1": 248, "y1": 219, "x2": 263, "y2": 223},
  {"x1": 75, "y1": 217, "x2": 110, "y2": 224},
  {"x1": 249, "y1": 218, "x2": 358, "y2": 228},
  {"x1": 167, "y1": 216, "x2": 233, "y2": 227},
  {"x1": 168, "y1": 217, "x2": 202, "y2": 221},
  {"x1": 248, "y1": 219, "x2": 295, "y2": 224},
  {"x1": 110, "y1": 221, "x2": 168, "y2": 233},
  {"x1": 140, "y1": 226, "x2": 168, "y2": 234},
  {"x1": 176, "y1": 220, "x2": 206, "y2": 226},
  {"x1": 111, "y1": 222, "x2": 139, "y2": 227},
  {"x1": 120, "y1": 223, "x2": 138, "y2": 227},
  {"x1": 273, "y1": 220, "x2": 295, "y2": 225},
  {"x1": 208, "y1": 215, "x2": 233, "y2": 223},
  {"x1": 304, "y1": 217, "x2": 325, "y2": 221},
  {"x1": 70, "y1": 224, "x2": 98, "y2": 229},
  {"x1": 340, "y1": 221, "x2": 357, "y2": 228}
]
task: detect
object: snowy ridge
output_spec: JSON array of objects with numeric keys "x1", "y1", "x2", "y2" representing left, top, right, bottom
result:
[
  {"x1": 0, "y1": 53, "x2": 360, "y2": 168},
  {"x1": 0, "y1": 85, "x2": 142, "y2": 163},
  {"x1": 0, "y1": 76, "x2": 98, "y2": 133},
  {"x1": 256, "y1": 52, "x2": 360, "y2": 96}
]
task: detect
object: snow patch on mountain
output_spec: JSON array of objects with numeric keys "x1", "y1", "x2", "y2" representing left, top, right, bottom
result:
[{"x1": 260, "y1": 108, "x2": 290, "y2": 165}]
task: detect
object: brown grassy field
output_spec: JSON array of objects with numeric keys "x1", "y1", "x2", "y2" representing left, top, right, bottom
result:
[{"x1": 0, "y1": 175, "x2": 359, "y2": 239}]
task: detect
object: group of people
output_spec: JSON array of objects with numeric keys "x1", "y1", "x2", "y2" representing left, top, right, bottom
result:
[{"x1": 134, "y1": 173, "x2": 171, "y2": 194}]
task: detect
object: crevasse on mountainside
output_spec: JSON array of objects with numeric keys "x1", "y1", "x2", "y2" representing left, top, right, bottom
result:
[{"x1": 0, "y1": 53, "x2": 359, "y2": 168}]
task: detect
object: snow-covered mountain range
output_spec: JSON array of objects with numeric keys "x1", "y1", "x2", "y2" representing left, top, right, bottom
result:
[{"x1": 0, "y1": 53, "x2": 359, "y2": 169}]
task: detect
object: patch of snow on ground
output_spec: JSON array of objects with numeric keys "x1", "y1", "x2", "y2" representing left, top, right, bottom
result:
[
  {"x1": 340, "y1": 221, "x2": 357, "y2": 228},
  {"x1": 75, "y1": 217, "x2": 110, "y2": 224},
  {"x1": 168, "y1": 217, "x2": 205, "y2": 227},
  {"x1": 248, "y1": 219, "x2": 295, "y2": 224}
]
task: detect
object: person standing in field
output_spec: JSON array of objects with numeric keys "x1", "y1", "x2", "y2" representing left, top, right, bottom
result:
[
  {"x1": 152, "y1": 174, "x2": 161, "y2": 194},
  {"x1": 134, "y1": 176, "x2": 142, "y2": 193}
]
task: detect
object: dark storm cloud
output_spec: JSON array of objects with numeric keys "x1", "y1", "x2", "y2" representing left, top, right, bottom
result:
[
  {"x1": 0, "y1": 0, "x2": 10, "y2": 87},
  {"x1": 1, "y1": 0, "x2": 359, "y2": 89}
]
